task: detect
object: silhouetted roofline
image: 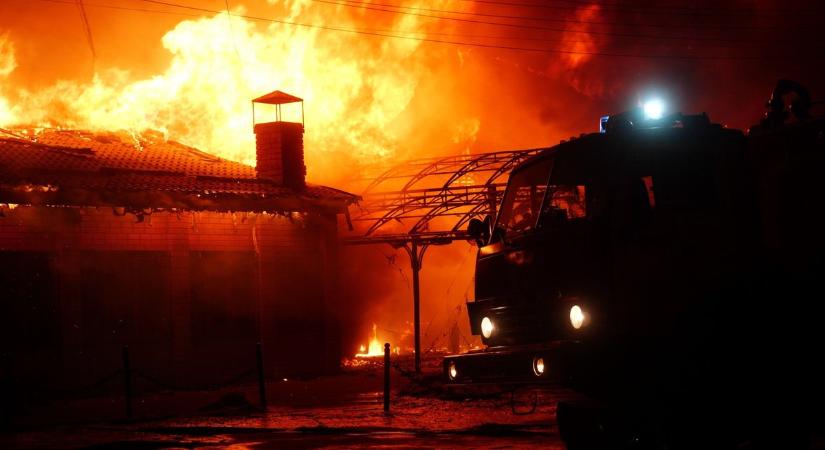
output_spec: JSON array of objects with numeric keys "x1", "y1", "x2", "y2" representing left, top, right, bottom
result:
[{"x1": 0, "y1": 130, "x2": 358, "y2": 214}]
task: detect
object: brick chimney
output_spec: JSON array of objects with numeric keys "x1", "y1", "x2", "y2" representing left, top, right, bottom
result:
[{"x1": 251, "y1": 90, "x2": 306, "y2": 190}]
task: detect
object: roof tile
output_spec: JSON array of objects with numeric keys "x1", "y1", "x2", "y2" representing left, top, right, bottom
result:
[{"x1": 0, "y1": 129, "x2": 357, "y2": 211}]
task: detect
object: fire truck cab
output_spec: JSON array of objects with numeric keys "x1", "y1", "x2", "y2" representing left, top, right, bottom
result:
[{"x1": 445, "y1": 94, "x2": 824, "y2": 448}]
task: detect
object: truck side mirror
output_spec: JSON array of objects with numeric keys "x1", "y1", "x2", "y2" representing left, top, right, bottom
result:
[
  {"x1": 468, "y1": 215, "x2": 495, "y2": 246},
  {"x1": 467, "y1": 218, "x2": 487, "y2": 246}
]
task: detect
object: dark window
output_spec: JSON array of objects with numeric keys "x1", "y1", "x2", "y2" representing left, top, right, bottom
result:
[
  {"x1": 497, "y1": 158, "x2": 553, "y2": 235},
  {"x1": 77, "y1": 252, "x2": 172, "y2": 350},
  {"x1": 538, "y1": 149, "x2": 595, "y2": 226},
  {"x1": 544, "y1": 185, "x2": 587, "y2": 220},
  {"x1": 190, "y1": 252, "x2": 258, "y2": 343},
  {"x1": 0, "y1": 252, "x2": 59, "y2": 354}
]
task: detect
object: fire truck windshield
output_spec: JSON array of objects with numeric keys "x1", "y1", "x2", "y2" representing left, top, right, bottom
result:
[{"x1": 496, "y1": 158, "x2": 553, "y2": 235}]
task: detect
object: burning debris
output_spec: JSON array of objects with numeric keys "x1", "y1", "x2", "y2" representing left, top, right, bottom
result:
[{"x1": 355, "y1": 324, "x2": 386, "y2": 358}]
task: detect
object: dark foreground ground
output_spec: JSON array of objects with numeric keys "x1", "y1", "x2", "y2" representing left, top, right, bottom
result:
[{"x1": 1, "y1": 354, "x2": 566, "y2": 449}]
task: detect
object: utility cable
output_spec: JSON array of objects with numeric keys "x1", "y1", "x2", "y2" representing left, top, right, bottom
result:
[
  {"x1": 448, "y1": 0, "x2": 825, "y2": 18},
  {"x1": 28, "y1": 0, "x2": 813, "y2": 60},
  {"x1": 313, "y1": 0, "x2": 814, "y2": 31},
  {"x1": 75, "y1": 0, "x2": 97, "y2": 68},
  {"x1": 133, "y1": 0, "x2": 808, "y2": 60},
  {"x1": 223, "y1": 0, "x2": 243, "y2": 64},
  {"x1": 32, "y1": 0, "x2": 750, "y2": 51},
  {"x1": 310, "y1": 0, "x2": 819, "y2": 45},
  {"x1": 35, "y1": 0, "x2": 204, "y2": 18}
]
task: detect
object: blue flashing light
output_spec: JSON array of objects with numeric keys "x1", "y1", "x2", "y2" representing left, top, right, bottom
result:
[{"x1": 599, "y1": 115, "x2": 610, "y2": 133}]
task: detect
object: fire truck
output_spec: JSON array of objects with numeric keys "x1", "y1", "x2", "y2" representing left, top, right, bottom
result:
[{"x1": 445, "y1": 81, "x2": 824, "y2": 449}]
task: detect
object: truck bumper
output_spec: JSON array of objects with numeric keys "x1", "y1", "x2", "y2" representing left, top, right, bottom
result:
[{"x1": 443, "y1": 341, "x2": 580, "y2": 385}]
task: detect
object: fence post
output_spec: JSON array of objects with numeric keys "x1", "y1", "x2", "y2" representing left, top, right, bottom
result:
[
  {"x1": 122, "y1": 346, "x2": 133, "y2": 419},
  {"x1": 256, "y1": 342, "x2": 267, "y2": 409},
  {"x1": 383, "y1": 343, "x2": 390, "y2": 413}
]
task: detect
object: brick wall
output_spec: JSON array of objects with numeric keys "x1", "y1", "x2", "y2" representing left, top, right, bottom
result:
[
  {"x1": 254, "y1": 121, "x2": 306, "y2": 189},
  {"x1": 0, "y1": 206, "x2": 340, "y2": 388}
]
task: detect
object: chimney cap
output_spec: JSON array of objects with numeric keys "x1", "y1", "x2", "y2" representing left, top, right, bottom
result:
[
  {"x1": 252, "y1": 90, "x2": 303, "y2": 105},
  {"x1": 252, "y1": 90, "x2": 304, "y2": 128}
]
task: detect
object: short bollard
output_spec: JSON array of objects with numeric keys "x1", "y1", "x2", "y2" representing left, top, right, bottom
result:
[
  {"x1": 122, "y1": 346, "x2": 133, "y2": 419},
  {"x1": 256, "y1": 342, "x2": 267, "y2": 409},
  {"x1": 383, "y1": 343, "x2": 390, "y2": 413},
  {"x1": 1, "y1": 353, "x2": 12, "y2": 428}
]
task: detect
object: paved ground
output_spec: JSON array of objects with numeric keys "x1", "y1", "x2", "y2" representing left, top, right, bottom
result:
[{"x1": 1, "y1": 356, "x2": 566, "y2": 449}]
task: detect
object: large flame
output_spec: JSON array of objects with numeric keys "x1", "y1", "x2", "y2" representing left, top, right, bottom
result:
[
  {"x1": 0, "y1": 33, "x2": 15, "y2": 126},
  {"x1": 10, "y1": 0, "x2": 774, "y2": 360},
  {"x1": 0, "y1": 2, "x2": 440, "y2": 183}
]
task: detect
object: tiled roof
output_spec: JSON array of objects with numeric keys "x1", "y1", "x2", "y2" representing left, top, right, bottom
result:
[{"x1": 0, "y1": 129, "x2": 357, "y2": 212}]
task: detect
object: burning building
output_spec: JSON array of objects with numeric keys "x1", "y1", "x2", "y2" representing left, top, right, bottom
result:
[{"x1": 0, "y1": 92, "x2": 357, "y2": 389}]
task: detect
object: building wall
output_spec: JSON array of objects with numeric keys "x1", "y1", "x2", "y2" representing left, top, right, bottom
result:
[{"x1": 0, "y1": 206, "x2": 340, "y2": 389}]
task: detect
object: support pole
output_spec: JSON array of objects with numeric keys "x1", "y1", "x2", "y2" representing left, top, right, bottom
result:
[
  {"x1": 383, "y1": 343, "x2": 390, "y2": 412},
  {"x1": 411, "y1": 241, "x2": 422, "y2": 374},
  {"x1": 487, "y1": 184, "x2": 498, "y2": 218},
  {"x1": 256, "y1": 342, "x2": 267, "y2": 409},
  {"x1": 122, "y1": 346, "x2": 132, "y2": 419}
]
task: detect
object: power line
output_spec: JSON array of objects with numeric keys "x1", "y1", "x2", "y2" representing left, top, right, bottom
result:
[
  {"x1": 313, "y1": 0, "x2": 810, "y2": 31},
  {"x1": 223, "y1": 0, "x2": 242, "y2": 62},
  {"x1": 29, "y1": 0, "x2": 812, "y2": 60},
  {"x1": 33, "y1": 0, "x2": 815, "y2": 51},
  {"x1": 448, "y1": 0, "x2": 825, "y2": 18},
  {"x1": 31, "y1": 0, "x2": 753, "y2": 51},
  {"x1": 129, "y1": 0, "x2": 825, "y2": 59},
  {"x1": 74, "y1": 0, "x2": 97, "y2": 64},
  {"x1": 36, "y1": 0, "x2": 203, "y2": 18},
  {"x1": 29, "y1": 0, "x2": 747, "y2": 50},
  {"x1": 309, "y1": 0, "x2": 815, "y2": 45}
]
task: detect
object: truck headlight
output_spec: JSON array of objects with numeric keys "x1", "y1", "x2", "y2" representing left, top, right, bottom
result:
[
  {"x1": 448, "y1": 361, "x2": 458, "y2": 380},
  {"x1": 533, "y1": 357, "x2": 545, "y2": 376},
  {"x1": 570, "y1": 305, "x2": 587, "y2": 330},
  {"x1": 480, "y1": 316, "x2": 495, "y2": 338}
]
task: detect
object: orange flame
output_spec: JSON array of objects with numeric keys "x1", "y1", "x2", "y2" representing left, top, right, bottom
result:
[
  {"x1": 0, "y1": 5, "x2": 435, "y2": 183},
  {"x1": 355, "y1": 323, "x2": 385, "y2": 357},
  {"x1": 1, "y1": 1, "x2": 596, "y2": 360}
]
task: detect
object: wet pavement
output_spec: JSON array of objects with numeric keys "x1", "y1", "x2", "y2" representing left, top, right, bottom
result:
[{"x1": 1, "y1": 357, "x2": 566, "y2": 449}]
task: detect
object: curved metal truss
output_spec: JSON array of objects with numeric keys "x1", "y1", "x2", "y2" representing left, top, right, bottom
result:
[
  {"x1": 347, "y1": 148, "x2": 544, "y2": 243},
  {"x1": 344, "y1": 147, "x2": 545, "y2": 373}
]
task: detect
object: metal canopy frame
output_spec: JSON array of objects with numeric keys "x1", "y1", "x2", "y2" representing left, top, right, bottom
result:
[
  {"x1": 353, "y1": 149, "x2": 544, "y2": 237},
  {"x1": 345, "y1": 148, "x2": 544, "y2": 372}
]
